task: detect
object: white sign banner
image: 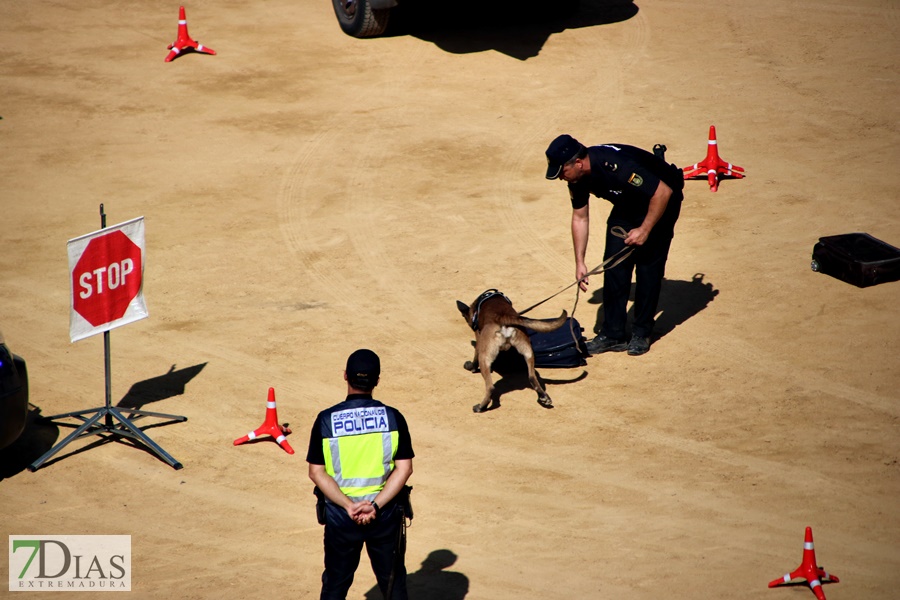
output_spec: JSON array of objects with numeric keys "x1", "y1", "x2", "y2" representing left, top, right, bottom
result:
[
  {"x1": 67, "y1": 217, "x2": 148, "y2": 343},
  {"x1": 9, "y1": 535, "x2": 131, "y2": 592}
]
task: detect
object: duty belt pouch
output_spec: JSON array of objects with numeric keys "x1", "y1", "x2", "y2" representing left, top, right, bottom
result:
[
  {"x1": 653, "y1": 143, "x2": 667, "y2": 161},
  {"x1": 313, "y1": 486, "x2": 326, "y2": 525},
  {"x1": 398, "y1": 485, "x2": 414, "y2": 520},
  {"x1": 811, "y1": 233, "x2": 900, "y2": 288}
]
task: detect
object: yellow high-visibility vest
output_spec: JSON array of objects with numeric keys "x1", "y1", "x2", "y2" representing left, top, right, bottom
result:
[{"x1": 324, "y1": 404, "x2": 398, "y2": 501}]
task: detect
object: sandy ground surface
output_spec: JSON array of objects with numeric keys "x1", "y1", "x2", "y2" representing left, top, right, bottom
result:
[{"x1": 1, "y1": 1, "x2": 899, "y2": 598}]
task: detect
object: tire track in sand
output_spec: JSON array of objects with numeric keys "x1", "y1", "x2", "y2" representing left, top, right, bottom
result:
[{"x1": 276, "y1": 116, "x2": 464, "y2": 367}]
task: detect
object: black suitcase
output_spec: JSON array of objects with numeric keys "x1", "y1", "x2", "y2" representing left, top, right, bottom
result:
[
  {"x1": 528, "y1": 317, "x2": 589, "y2": 369},
  {"x1": 811, "y1": 233, "x2": 900, "y2": 288}
]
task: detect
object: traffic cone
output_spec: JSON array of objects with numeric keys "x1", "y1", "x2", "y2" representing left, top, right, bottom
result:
[
  {"x1": 768, "y1": 527, "x2": 839, "y2": 600},
  {"x1": 233, "y1": 387, "x2": 294, "y2": 454},
  {"x1": 681, "y1": 125, "x2": 745, "y2": 192},
  {"x1": 165, "y1": 6, "x2": 217, "y2": 62}
]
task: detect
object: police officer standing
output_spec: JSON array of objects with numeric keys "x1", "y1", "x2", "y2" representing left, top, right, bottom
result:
[
  {"x1": 307, "y1": 349, "x2": 415, "y2": 600},
  {"x1": 545, "y1": 134, "x2": 685, "y2": 356}
]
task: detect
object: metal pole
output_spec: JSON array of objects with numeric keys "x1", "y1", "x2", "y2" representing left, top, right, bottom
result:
[{"x1": 101, "y1": 204, "x2": 114, "y2": 428}]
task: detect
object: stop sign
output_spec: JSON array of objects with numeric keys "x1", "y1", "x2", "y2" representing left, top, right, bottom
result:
[{"x1": 72, "y1": 230, "x2": 143, "y2": 328}]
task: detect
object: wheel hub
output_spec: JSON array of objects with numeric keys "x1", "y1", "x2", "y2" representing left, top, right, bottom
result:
[{"x1": 339, "y1": 0, "x2": 357, "y2": 18}]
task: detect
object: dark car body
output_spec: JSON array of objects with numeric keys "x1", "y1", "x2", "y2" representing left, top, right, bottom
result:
[{"x1": 0, "y1": 334, "x2": 29, "y2": 450}]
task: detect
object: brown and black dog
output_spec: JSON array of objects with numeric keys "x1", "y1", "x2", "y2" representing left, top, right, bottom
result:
[{"x1": 456, "y1": 290, "x2": 567, "y2": 413}]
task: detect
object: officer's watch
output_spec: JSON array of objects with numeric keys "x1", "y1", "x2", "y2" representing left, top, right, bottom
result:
[{"x1": 372, "y1": 501, "x2": 380, "y2": 516}]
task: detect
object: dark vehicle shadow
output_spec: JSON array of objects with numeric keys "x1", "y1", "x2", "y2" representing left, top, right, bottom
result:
[
  {"x1": 585, "y1": 273, "x2": 719, "y2": 341},
  {"x1": 386, "y1": 0, "x2": 639, "y2": 60},
  {"x1": 0, "y1": 406, "x2": 59, "y2": 482},
  {"x1": 364, "y1": 549, "x2": 469, "y2": 600}
]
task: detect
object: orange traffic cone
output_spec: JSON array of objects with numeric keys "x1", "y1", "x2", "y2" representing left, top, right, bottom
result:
[
  {"x1": 682, "y1": 125, "x2": 745, "y2": 191},
  {"x1": 233, "y1": 387, "x2": 294, "y2": 454},
  {"x1": 165, "y1": 6, "x2": 217, "y2": 62},
  {"x1": 768, "y1": 527, "x2": 839, "y2": 600}
]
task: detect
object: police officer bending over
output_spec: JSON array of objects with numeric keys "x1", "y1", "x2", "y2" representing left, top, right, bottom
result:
[
  {"x1": 307, "y1": 349, "x2": 415, "y2": 600},
  {"x1": 545, "y1": 134, "x2": 684, "y2": 356}
]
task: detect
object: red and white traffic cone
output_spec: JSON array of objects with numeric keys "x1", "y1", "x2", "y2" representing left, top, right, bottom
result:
[
  {"x1": 233, "y1": 387, "x2": 294, "y2": 454},
  {"x1": 165, "y1": 6, "x2": 217, "y2": 62},
  {"x1": 681, "y1": 125, "x2": 745, "y2": 192},
  {"x1": 768, "y1": 527, "x2": 839, "y2": 600}
]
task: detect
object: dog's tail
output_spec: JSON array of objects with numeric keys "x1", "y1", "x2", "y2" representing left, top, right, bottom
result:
[{"x1": 504, "y1": 310, "x2": 568, "y2": 333}]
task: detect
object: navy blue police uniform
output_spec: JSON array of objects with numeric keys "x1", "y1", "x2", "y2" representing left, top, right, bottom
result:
[
  {"x1": 307, "y1": 394, "x2": 414, "y2": 600},
  {"x1": 567, "y1": 143, "x2": 684, "y2": 346}
]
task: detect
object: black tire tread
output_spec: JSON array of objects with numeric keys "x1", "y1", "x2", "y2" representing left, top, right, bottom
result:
[{"x1": 333, "y1": 0, "x2": 390, "y2": 38}]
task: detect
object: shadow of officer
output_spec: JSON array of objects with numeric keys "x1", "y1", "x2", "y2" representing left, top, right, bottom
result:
[
  {"x1": 587, "y1": 273, "x2": 719, "y2": 344},
  {"x1": 653, "y1": 273, "x2": 719, "y2": 339},
  {"x1": 365, "y1": 549, "x2": 469, "y2": 600}
]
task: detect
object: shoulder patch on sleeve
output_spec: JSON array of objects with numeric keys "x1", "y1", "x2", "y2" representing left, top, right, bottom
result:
[{"x1": 628, "y1": 172, "x2": 643, "y2": 187}]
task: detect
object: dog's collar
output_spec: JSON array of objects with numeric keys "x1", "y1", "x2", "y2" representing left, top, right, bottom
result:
[{"x1": 469, "y1": 289, "x2": 511, "y2": 331}]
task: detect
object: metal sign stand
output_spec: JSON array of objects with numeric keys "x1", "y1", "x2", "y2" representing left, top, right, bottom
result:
[{"x1": 29, "y1": 205, "x2": 187, "y2": 472}]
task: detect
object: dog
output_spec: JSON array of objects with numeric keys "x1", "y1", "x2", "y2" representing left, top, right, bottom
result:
[{"x1": 456, "y1": 289, "x2": 568, "y2": 413}]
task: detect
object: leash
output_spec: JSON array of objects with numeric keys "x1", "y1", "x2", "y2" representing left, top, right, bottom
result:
[{"x1": 518, "y1": 226, "x2": 633, "y2": 317}]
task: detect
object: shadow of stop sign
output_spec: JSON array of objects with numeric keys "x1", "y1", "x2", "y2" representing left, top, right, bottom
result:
[{"x1": 70, "y1": 219, "x2": 147, "y2": 341}]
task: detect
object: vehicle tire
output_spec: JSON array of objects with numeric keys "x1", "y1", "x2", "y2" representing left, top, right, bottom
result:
[{"x1": 332, "y1": 0, "x2": 390, "y2": 38}]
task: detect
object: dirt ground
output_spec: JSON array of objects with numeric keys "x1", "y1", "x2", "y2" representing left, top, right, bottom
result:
[{"x1": 1, "y1": 1, "x2": 898, "y2": 598}]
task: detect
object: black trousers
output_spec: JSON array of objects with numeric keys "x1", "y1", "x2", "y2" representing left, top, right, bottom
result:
[
  {"x1": 321, "y1": 502, "x2": 406, "y2": 600},
  {"x1": 600, "y1": 201, "x2": 680, "y2": 340}
]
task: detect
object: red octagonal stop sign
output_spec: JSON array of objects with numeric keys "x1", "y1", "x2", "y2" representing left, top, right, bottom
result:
[{"x1": 72, "y1": 230, "x2": 143, "y2": 328}]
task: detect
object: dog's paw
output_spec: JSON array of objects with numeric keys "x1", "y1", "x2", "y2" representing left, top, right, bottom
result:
[
  {"x1": 463, "y1": 361, "x2": 477, "y2": 372},
  {"x1": 537, "y1": 396, "x2": 554, "y2": 409},
  {"x1": 472, "y1": 404, "x2": 486, "y2": 413}
]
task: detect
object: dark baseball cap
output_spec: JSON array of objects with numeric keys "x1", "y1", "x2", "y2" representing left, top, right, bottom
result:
[
  {"x1": 346, "y1": 349, "x2": 380, "y2": 389},
  {"x1": 545, "y1": 134, "x2": 585, "y2": 179}
]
